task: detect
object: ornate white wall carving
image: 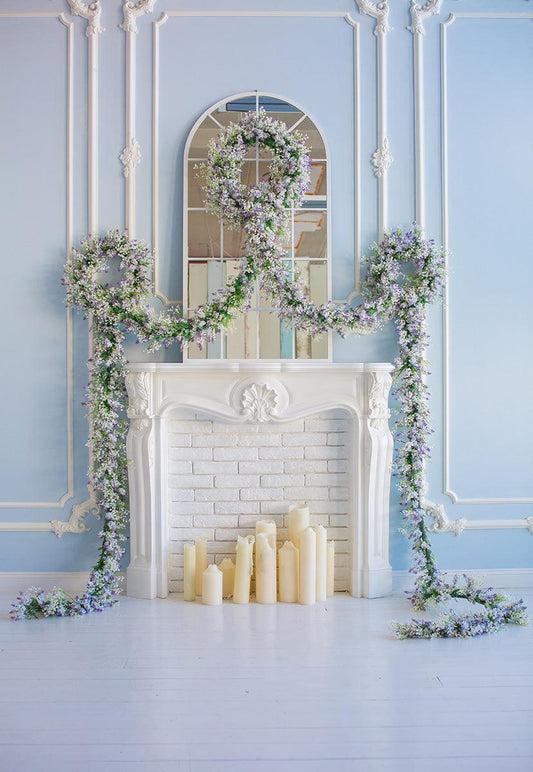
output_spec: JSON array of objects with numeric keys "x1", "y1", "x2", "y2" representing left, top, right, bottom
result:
[
  {"x1": 408, "y1": 0, "x2": 442, "y2": 36},
  {"x1": 67, "y1": 0, "x2": 105, "y2": 36},
  {"x1": 124, "y1": 362, "x2": 394, "y2": 600},
  {"x1": 355, "y1": 0, "x2": 390, "y2": 236},
  {"x1": 121, "y1": 0, "x2": 157, "y2": 34},
  {"x1": 371, "y1": 137, "x2": 393, "y2": 178},
  {"x1": 120, "y1": 137, "x2": 142, "y2": 177},
  {"x1": 356, "y1": 0, "x2": 392, "y2": 37}
]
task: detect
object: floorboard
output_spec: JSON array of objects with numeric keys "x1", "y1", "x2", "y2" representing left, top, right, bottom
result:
[{"x1": 0, "y1": 589, "x2": 531, "y2": 772}]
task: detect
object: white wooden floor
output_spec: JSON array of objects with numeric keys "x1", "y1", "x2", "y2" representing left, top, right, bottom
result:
[{"x1": 0, "y1": 589, "x2": 532, "y2": 772}]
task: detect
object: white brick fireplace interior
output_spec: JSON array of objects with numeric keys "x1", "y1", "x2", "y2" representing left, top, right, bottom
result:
[{"x1": 124, "y1": 363, "x2": 394, "y2": 601}]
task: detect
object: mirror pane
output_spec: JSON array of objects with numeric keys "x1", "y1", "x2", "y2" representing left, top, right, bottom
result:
[
  {"x1": 188, "y1": 210, "x2": 221, "y2": 259},
  {"x1": 225, "y1": 311, "x2": 257, "y2": 359},
  {"x1": 185, "y1": 94, "x2": 329, "y2": 361},
  {"x1": 188, "y1": 162, "x2": 207, "y2": 207},
  {"x1": 294, "y1": 211, "x2": 327, "y2": 260}
]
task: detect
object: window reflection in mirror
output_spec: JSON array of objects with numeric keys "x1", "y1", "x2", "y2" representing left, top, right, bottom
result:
[{"x1": 184, "y1": 94, "x2": 329, "y2": 360}]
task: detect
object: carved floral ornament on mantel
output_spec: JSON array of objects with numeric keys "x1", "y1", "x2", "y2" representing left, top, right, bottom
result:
[
  {"x1": 241, "y1": 384, "x2": 279, "y2": 423},
  {"x1": 11, "y1": 101, "x2": 527, "y2": 638}
]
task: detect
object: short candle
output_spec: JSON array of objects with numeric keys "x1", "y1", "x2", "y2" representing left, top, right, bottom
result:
[{"x1": 202, "y1": 564, "x2": 223, "y2": 606}]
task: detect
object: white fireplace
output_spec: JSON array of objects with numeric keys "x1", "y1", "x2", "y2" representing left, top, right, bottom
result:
[{"x1": 124, "y1": 362, "x2": 394, "y2": 600}]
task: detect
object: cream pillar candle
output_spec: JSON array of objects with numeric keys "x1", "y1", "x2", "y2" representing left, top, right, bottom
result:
[
  {"x1": 233, "y1": 535, "x2": 255, "y2": 604},
  {"x1": 254, "y1": 519, "x2": 277, "y2": 589},
  {"x1": 327, "y1": 540, "x2": 335, "y2": 597},
  {"x1": 202, "y1": 564, "x2": 223, "y2": 606},
  {"x1": 255, "y1": 519, "x2": 277, "y2": 539},
  {"x1": 278, "y1": 541, "x2": 299, "y2": 603},
  {"x1": 288, "y1": 503, "x2": 309, "y2": 548},
  {"x1": 314, "y1": 525, "x2": 327, "y2": 602},
  {"x1": 218, "y1": 557, "x2": 235, "y2": 599},
  {"x1": 183, "y1": 543, "x2": 196, "y2": 601},
  {"x1": 195, "y1": 539, "x2": 208, "y2": 596},
  {"x1": 255, "y1": 532, "x2": 277, "y2": 604},
  {"x1": 299, "y1": 527, "x2": 317, "y2": 605}
]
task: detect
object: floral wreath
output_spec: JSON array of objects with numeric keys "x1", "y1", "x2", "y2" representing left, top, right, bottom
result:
[{"x1": 12, "y1": 110, "x2": 526, "y2": 638}]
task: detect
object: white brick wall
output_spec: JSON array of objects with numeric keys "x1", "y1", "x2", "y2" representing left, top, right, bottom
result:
[{"x1": 167, "y1": 410, "x2": 351, "y2": 594}]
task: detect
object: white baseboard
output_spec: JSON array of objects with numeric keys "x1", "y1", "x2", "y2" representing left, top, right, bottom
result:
[
  {"x1": 393, "y1": 568, "x2": 533, "y2": 592},
  {"x1": 1, "y1": 570, "x2": 531, "y2": 599},
  {"x1": 0, "y1": 572, "x2": 126, "y2": 596}
]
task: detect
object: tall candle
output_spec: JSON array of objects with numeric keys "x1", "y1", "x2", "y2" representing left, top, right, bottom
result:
[
  {"x1": 299, "y1": 527, "x2": 316, "y2": 605},
  {"x1": 255, "y1": 519, "x2": 277, "y2": 539},
  {"x1": 233, "y1": 535, "x2": 255, "y2": 604},
  {"x1": 288, "y1": 503, "x2": 309, "y2": 548},
  {"x1": 195, "y1": 539, "x2": 208, "y2": 596},
  {"x1": 327, "y1": 540, "x2": 335, "y2": 597},
  {"x1": 202, "y1": 564, "x2": 223, "y2": 606},
  {"x1": 183, "y1": 543, "x2": 196, "y2": 601},
  {"x1": 278, "y1": 541, "x2": 299, "y2": 603},
  {"x1": 315, "y1": 525, "x2": 327, "y2": 602},
  {"x1": 256, "y1": 532, "x2": 277, "y2": 604},
  {"x1": 218, "y1": 557, "x2": 235, "y2": 599},
  {"x1": 254, "y1": 520, "x2": 277, "y2": 590}
]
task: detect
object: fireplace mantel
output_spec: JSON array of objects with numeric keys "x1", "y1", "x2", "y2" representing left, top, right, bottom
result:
[{"x1": 124, "y1": 362, "x2": 394, "y2": 601}]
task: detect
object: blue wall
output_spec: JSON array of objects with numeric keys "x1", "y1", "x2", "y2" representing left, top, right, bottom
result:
[{"x1": 0, "y1": 0, "x2": 531, "y2": 573}]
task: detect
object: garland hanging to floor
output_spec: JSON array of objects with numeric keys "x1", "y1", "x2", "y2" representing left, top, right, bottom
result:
[{"x1": 11, "y1": 110, "x2": 527, "y2": 637}]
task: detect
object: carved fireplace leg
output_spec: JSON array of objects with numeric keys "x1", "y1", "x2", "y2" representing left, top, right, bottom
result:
[
  {"x1": 125, "y1": 371, "x2": 166, "y2": 599},
  {"x1": 356, "y1": 371, "x2": 394, "y2": 598}
]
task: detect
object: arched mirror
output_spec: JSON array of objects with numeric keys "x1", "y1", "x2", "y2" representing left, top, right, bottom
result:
[{"x1": 184, "y1": 92, "x2": 330, "y2": 361}]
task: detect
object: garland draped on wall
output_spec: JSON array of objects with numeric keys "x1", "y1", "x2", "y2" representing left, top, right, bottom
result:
[{"x1": 11, "y1": 110, "x2": 527, "y2": 637}]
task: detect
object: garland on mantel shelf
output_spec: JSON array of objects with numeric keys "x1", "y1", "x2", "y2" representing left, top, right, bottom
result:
[{"x1": 11, "y1": 110, "x2": 527, "y2": 637}]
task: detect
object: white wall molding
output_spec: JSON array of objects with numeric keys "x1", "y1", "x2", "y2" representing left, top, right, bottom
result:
[
  {"x1": 393, "y1": 568, "x2": 533, "y2": 592},
  {"x1": 152, "y1": 12, "x2": 362, "y2": 304},
  {"x1": 121, "y1": 2, "x2": 158, "y2": 236},
  {"x1": 0, "y1": 490, "x2": 97, "y2": 537},
  {"x1": 441, "y1": 12, "x2": 533, "y2": 506},
  {"x1": 0, "y1": 12, "x2": 74, "y2": 515},
  {"x1": 409, "y1": 0, "x2": 442, "y2": 228},
  {"x1": 67, "y1": 0, "x2": 105, "y2": 36},
  {"x1": 355, "y1": 1, "x2": 390, "y2": 237},
  {"x1": 68, "y1": 0, "x2": 102, "y2": 538},
  {"x1": 0, "y1": 572, "x2": 126, "y2": 597},
  {"x1": 0, "y1": 572, "x2": 90, "y2": 597},
  {"x1": 424, "y1": 500, "x2": 533, "y2": 536}
]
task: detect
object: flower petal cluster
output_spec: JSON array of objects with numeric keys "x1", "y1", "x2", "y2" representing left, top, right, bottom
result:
[{"x1": 11, "y1": 110, "x2": 527, "y2": 639}]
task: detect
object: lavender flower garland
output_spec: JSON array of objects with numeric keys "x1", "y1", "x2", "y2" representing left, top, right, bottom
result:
[{"x1": 11, "y1": 110, "x2": 527, "y2": 637}]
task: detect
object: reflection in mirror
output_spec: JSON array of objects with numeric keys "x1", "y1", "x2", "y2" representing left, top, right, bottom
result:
[{"x1": 184, "y1": 93, "x2": 330, "y2": 360}]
